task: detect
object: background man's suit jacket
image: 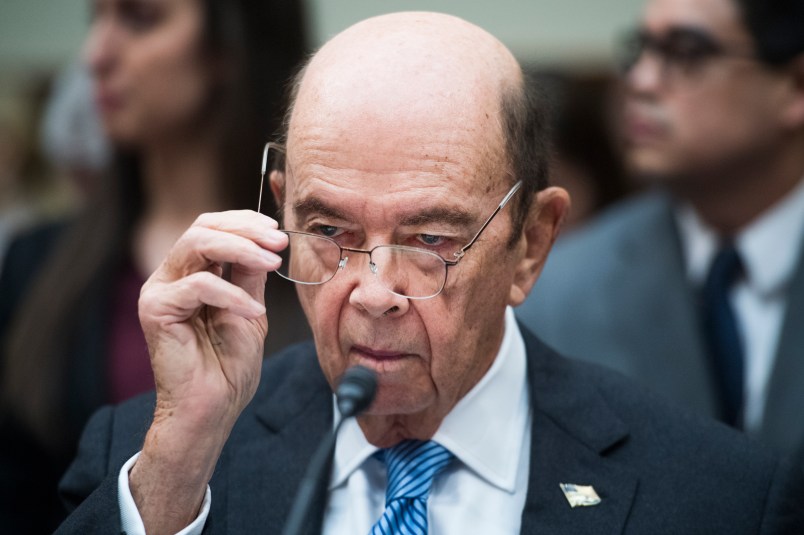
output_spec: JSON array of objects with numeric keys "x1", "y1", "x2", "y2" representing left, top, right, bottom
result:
[
  {"x1": 56, "y1": 327, "x2": 803, "y2": 534},
  {"x1": 517, "y1": 191, "x2": 804, "y2": 458}
]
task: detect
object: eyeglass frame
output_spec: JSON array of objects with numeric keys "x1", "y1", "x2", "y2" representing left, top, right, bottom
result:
[
  {"x1": 257, "y1": 142, "x2": 524, "y2": 299},
  {"x1": 617, "y1": 26, "x2": 758, "y2": 78}
]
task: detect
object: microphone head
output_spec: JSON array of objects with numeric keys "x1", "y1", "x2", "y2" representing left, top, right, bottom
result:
[{"x1": 336, "y1": 366, "x2": 378, "y2": 418}]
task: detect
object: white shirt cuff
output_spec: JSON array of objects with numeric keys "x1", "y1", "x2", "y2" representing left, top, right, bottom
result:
[{"x1": 118, "y1": 451, "x2": 211, "y2": 535}]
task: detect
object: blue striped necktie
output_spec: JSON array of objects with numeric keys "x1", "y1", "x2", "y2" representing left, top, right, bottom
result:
[{"x1": 369, "y1": 440, "x2": 455, "y2": 535}]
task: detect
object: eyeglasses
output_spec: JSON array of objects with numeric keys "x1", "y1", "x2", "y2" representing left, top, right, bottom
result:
[
  {"x1": 257, "y1": 142, "x2": 523, "y2": 299},
  {"x1": 617, "y1": 27, "x2": 756, "y2": 78}
]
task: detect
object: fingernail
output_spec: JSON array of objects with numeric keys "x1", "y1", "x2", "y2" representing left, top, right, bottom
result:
[
  {"x1": 261, "y1": 250, "x2": 281, "y2": 268},
  {"x1": 250, "y1": 300, "x2": 266, "y2": 315}
]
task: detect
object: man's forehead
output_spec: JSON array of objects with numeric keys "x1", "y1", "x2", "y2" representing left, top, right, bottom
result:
[
  {"x1": 287, "y1": 12, "x2": 519, "y2": 155},
  {"x1": 283, "y1": 154, "x2": 495, "y2": 209},
  {"x1": 289, "y1": 189, "x2": 479, "y2": 228},
  {"x1": 643, "y1": 0, "x2": 746, "y2": 36},
  {"x1": 280, "y1": 143, "x2": 501, "y2": 228}
]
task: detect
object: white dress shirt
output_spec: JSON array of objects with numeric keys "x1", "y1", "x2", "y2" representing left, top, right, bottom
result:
[
  {"x1": 675, "y1": 177, "x2": 804, "y2": 431},
  {"x1": 119, "y1": 307, "x2": 531, "y2": 534}
]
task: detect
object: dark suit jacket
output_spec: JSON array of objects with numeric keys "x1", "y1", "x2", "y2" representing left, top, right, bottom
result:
[
  {"x1": 56, "y1": 328, "x2": 803, "y2": 534},
  {"x1": 517, "y1": 191, "x2": 804, "y2": 458},
  {"x1": 0, "y1": 222, "x2": 103, "y2": 535}
]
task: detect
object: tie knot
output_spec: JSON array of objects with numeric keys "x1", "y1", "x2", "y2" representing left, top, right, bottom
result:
[
  {"x1": 706, "y1": 244, "x2": 743, "y2": 291},
  {"x1": 380, "y1": 440, "x2": 454, "y2": 503}
]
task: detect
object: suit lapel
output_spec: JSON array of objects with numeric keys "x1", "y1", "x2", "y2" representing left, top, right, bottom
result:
[
  {"x1": 609, "y1": 194, "x2": 718, "y2": 417},
  {"x1": 217, "y1": 334, "x2": 645, "y2": 533},
  {"x1": 223, "y1": 346, "x2": 334, "y2": 534},
  {"x1": 761, "y1": 231, "x2": 804, "y2": 454},
  {"x1": 519, "y1": 328, "x2": 637, "y2": 534}
]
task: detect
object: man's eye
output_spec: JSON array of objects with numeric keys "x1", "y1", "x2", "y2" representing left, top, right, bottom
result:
[
  {"x1": 315, "y1": 225, "x2": 341, "y2": 238},
  {"x1": 668, "y1": 43, "x2": 713, "y2": 62},
  {"x1": 662, "y1": 33, "x2": 720, "y2": 64},
  {"x1": 118, "y1": 0, "x2": 163, "y2": 32},
  {"x1": 418, "y1": 234, "x2": 445, "y2": 247}
]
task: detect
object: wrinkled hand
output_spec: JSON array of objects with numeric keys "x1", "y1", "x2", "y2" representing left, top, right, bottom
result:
[
  {"x1": 139, "y1": 210, "x2": 286, "y2": 426},
  {"x1": 132, "y1": 210, "x2": 287, "y2": 534}
]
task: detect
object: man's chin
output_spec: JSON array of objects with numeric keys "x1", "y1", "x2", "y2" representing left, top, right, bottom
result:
[
  {"x1": 625, "y1": 152, "x2": 690, "y2": 185},
  {"x1": 357, "y1": 399, "x2": 442, "y2": 447},
  {"x1": 361, "y1": 383, "x2": 434, "y2": 417}
]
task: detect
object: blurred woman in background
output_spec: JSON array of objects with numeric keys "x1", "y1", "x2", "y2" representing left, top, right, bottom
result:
[{"x1": 0, "y1": 1, "x2": 309, "y2": 532}]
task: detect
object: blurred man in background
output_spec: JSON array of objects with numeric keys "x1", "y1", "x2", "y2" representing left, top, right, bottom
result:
[{"x1": 518, "y1": 0, "x2": 804, "y2": 458}]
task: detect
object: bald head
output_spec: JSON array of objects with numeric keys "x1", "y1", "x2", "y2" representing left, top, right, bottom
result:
[
  {"x1": 288, "y1": 13, "x2": 519, "y2": 172},
  {"x1": 279, "y1": 12, "x2": 550, "y2": 235}
]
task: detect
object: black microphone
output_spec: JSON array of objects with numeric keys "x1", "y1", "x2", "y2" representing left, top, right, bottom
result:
[
  {"x1": 336, "y1": 365, "x2": 378, "y2": 418},
  {"x1": 281, "y1": 366, "x2": 378, "y2": 535}
]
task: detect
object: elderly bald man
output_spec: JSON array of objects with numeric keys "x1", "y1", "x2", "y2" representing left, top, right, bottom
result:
[{"x1": 57, "y1": 12, "x2": 801, "y2": 535}]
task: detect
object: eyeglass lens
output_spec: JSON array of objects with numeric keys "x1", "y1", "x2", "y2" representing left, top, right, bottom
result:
[
  {"x1": 276, "y1": 232, "x2": 448, "y2": 299},
  {"x1": 620, "y1": 28, "x2": 726, "y2": 73}
]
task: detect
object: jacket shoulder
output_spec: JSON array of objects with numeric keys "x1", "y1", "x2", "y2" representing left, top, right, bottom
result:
[
  {"x1": 550, "y1": 192, "x2": 672, "y2": 261},
  {"x1": 523, "y1": 332, "x2": 802, "y2": 532}
]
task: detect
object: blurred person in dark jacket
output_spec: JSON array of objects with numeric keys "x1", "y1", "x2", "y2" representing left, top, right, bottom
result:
[{"x1": 0, "y1": 1, "x2": 308, "y2": 532}]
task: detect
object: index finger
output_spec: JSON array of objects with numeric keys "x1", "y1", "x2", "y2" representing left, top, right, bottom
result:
[
  {"x1": 153, "y1": 210, "x2": 288, "y2": 283},
  {"x1": 192, "y1": 210, "x2": 287, "y2": 251}
]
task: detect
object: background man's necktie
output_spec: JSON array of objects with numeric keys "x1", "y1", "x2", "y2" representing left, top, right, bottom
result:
[
  {"x1": 701, "y1": 243, "x2": 745, "y2": 427},
  {"x1": 369, "y1": 440, "x2": 455, "y2": 535}
]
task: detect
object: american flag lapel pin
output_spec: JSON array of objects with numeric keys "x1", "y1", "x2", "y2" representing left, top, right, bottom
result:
[{"x1": 559, "y1": 483, "x2": 602, "y2": 508}]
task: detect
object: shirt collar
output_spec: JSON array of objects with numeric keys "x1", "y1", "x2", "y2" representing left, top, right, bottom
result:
[
  {"x1": 675, "y1": 176, "x2": 804, "y2": 297},
  {"x1": 330, "y1": 307, "x2": 529, "y2": 493}
]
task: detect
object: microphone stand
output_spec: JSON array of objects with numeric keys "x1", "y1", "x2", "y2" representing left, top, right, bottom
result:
[{"x1": 281, "y1": 366, "x2": 377, "y2": 535}]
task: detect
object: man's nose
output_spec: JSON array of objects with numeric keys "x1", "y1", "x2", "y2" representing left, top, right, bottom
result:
[
  {"x1": 347, "y1": 256, "x2": 409, "y2": 319},
  {"x1": 83, "y1": 18, "x2": 118, "y2": 78},
  {"x1": 625, "y1": 49, "x2": 665, "y2": 94}
]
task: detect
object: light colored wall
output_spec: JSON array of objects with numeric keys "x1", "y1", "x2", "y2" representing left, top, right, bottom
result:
[
  {"x1": 0, "y1": 0, "x2": 646, "y2": 81},
  {"x1": 0, "y1": 0, "x2": 88, "y2": 81},
  {"x1": 307, "y1": 0, "x2": 645, "y2": 67}
]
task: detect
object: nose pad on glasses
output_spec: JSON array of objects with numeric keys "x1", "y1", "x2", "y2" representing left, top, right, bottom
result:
[
  {"x1": 338, "y1": 257, "x2": 348, "y2": 270},
  {"x1": 369, "y1": 261, "x2": 378, "y2": 275}
]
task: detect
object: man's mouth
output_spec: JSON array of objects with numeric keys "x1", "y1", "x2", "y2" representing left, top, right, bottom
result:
[
  {"x1": 623, "y1": 102, "x2": 669, "y2": 144},
  {"x1": 351, "y1": 345, "x2": 410, "y2": 361}
]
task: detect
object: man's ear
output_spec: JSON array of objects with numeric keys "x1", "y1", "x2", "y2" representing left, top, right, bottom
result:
[
  {"x1": 780, "y1": 53, "x2": 804, "y2": 129},
  {"x1": 269, "y1": 170, "x2": 286, "y2": 215},
  {"x1": 508, "y1": 186, "x2": 570, "y2": 306}
]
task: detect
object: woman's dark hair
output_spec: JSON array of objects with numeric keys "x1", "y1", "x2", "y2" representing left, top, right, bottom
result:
[
  {"x1": 735, "y1": 0, "x2": 804, "y2": 65},
  {"x1": 1, "y1": 0, "x2": 308, "y2": 454}
]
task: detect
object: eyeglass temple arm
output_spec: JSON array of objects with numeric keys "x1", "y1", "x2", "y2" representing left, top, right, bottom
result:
[
  {"x1": 258, "y1": 142, "x2": 287, "y2": 213},
  {"x1": 449, "y1": 180, "x2": 523, "y2": 264}
]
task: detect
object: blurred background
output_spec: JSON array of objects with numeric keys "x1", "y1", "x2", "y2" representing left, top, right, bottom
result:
[{"x1": 0, "y1": 0, "x2": 644, "y2": 241}]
